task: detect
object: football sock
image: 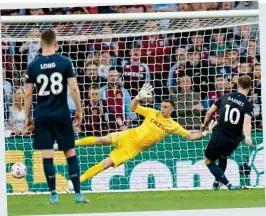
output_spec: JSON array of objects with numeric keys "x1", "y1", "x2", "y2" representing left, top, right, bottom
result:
[
  {"x1": 207, "y1": 163, "x2": 230, "y2": 187},
  {"x1": 75, "y1": 136, "x2": 96, "y2": 146},
  {"x1": 80, "y1": 163, "x2": 104, "y2": 183},
  {"x1": 67, "y1": 155, "x2": 81, "y2": 194},
  {"x1": 43, "y1": 158, "x2": 56, "y2": 194},
  {"x1": 215, "y1": 158, "x2": 227, "y2": 182}
]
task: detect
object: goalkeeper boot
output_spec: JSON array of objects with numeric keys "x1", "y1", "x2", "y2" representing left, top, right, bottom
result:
[
  {"x1": 228, "y1": 184, "x2": 240, "y2": 191},
  {"x1": 212, "y1": 181, "x2": 221, "y2": 191},
  {"x1": 48, "y1": 193, "x2": 59, "y2": 205},
  {"x1": 75, "y1": 193, "x2": 89, "y2": 204}
]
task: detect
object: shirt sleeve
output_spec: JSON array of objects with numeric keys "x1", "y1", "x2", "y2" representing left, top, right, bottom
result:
[
  {"x1": 245, "y1": 103, "x2": 254, "y2": 117},
  {"x1": 25, "y1": 62, "x2": 34, "y2": 84},
  {"x1": 214, "y1": 96, "x2": 223, "y2": 108},
  {"x1": 135, "y1": 104, "x2": 154, "y2": 117},
  {"x1": 172, "y1": 122, "x2": 189, "y2": 138},
  {"x1": 66, "y1": 59, "x2": 76, "y2": 78}
]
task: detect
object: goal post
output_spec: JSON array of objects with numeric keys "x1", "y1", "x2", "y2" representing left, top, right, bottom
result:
[{"x1": 2, "y1": 9, "x2": 263, "y2": 194}]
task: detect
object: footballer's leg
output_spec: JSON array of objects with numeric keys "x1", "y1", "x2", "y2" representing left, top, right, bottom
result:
[
  {"x1": 56, "y1": 119, "x2": 88, "y2": 203},
  {"x1": 213, "y1": 156, "x2": 228, "y2": 190},
  {"x1": 34, "y1": 122, "x2": 58, "y2": 204},
  {"x1": 64, "y1": 149, "x2": 89, "y2": 203},
  {"x1": 204, "y1": 139, "x2": 239, "y2": 190},
  {"x1": 75, "y1": 135, "x2": 112, "y2": 146},
  {"x1": 79, "y1": 156, "x2": 114, "y2": 183},
  {"x1": 42, "y1": 149, "x2": 58, "y2": 205}
]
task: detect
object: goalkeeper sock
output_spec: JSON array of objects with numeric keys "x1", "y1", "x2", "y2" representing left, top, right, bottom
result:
[
  {"x1": 67, "y1": 155, "x2": 81, "y2": 194},
  {"x1": 43, "y1": 158, "x2": 56, "y2": 194},
  {"x1": 75, "y1": 136, "x2": 96, "y2": 146},
  {"x1": 215, "y1": 158, "x2": 227, "y2": 182},
  {"x1": 80, "y1": 163, "x2": 104, "y2": 183},
  {"x1": 207, "y1": 163, "x2": 230, "y2": 186}
]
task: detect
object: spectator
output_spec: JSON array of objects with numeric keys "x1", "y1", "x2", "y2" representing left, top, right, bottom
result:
[
  {"x1": 209, "y1": 28, "x2": 230, "y2": 67},
  {"x1": 26, "y1": 8, "x2": 45, "y2": 15},
  {"x1": 239, "y1": 62, "x2": 253, "y2": 78},
  {"x1": 175, "y1": 75, "x2": 203, "y2": 129},
  {"x1": 122, "y1": 43, "x2": 151, "y2": 98},
  {"x1": 220, "y1": 2, "x2": 233, "y2": 10},
  {"x1": 154, "y1": 4, "x2": 178, "y2": 28},
  {"x1": 206, "y1": 2, "x2": 220, "y2": 10},
  {"x1": 98, "y1": 51, "x2": 117, "y2": 81},
  {"x1": 225, "y1": 48, "x2": 240, "y2": 75},
  {"x1": 234, "y1": 1, "x2": 258, "y2": 10},
  {"x1": 155, "y1": 4, "x2": 178, "y2": 12},
  {"x1": 6, "y1": 87, "x2": 29, "y2": 136},
  {"x1": 79, "y1": 60, "x2": 105, "y2": 99},
  {"x1": 1, "y1": 24, "x2": 16, "y2": 82},
  {"x1": 2, "y1": 67, "x2": 12, "y2": 108},
  {"x1": 19, "y1": 28, "x2": 41, "y2": 64},
  {"x1": 203, "y1": 75, "x2": 231, "y2": 120},
  {"x1": 252, "y1": 63, "x2": 262, "y2": 127},
  {"x1": 93, "y1": 25, "x2": 126, "y2": 61},
  {"x1": 191, "y1": 3, "x2": 208, "y2": 11},
  {"x1": 61, "y1": 36, "x2": 89, "y2": 70},
  {"x1": 243, "y1": 39, "x2": 260, "y2": 64},
  {"x1": 232, "y1": 25, "x2": 260, "y2": 56},
  {"x1": 178, "y1": 3, "x2": 192, "y2": 11},
  {"x1": 186, "y1": 31, "x2": 209, "y2": 63},
  {"x1": 100, "y1": 67, "x2": 135, "y2": 131},
  {"x1": 81, "y1": 85, "x2": 109, "y2": 136},
  {"x1": 168, "y1": 46, "x2": 187, "y2": 95},
  {"x1": 141, "y1": 20, "x2": 172, "y2": 102},
  {"x1": 186, "y1": 48, "x2": 210, "y2": 99}
]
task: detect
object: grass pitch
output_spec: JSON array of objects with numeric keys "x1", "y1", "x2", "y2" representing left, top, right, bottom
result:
[{"x1": 8, "y1": 189, "x2": 265, "y2": 216}]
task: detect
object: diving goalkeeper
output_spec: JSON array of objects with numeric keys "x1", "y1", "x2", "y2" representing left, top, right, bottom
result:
[{"x1": 69, "y1": 83, "x2": 217, "y2": 187}]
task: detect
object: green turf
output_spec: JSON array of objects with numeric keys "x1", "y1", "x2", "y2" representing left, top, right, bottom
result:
[{"x1": 8, "y1": 189, "x2": 265, "y2": 216}]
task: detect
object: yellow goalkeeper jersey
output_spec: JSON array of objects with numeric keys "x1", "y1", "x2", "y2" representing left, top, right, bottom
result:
[{"x1": 129, "y1": 105, "x2": 189, "y2": 150}]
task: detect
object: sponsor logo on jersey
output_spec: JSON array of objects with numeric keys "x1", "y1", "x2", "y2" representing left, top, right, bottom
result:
[
  {"x1": 150, "y1": 118, "x2": 169, "y2": 133},
  {"x1": 41, "y1": 62, "x2": 56, "y2": 69},
  {"x1": 124, "y1": 72, "x2": 144, "y2": 78}
]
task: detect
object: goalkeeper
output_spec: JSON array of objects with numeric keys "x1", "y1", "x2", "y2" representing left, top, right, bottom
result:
[{"x1": 71, "y1": 84, "x2": 217, "y2": 185}]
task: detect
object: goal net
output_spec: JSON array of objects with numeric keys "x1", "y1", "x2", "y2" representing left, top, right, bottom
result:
[{"x1": 2, "y1": 10, "x2": 263, "y2": 194}]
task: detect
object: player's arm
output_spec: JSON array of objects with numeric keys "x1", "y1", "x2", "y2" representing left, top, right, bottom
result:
[
  {"x1": 67, "y1": 61, "x2": 83, "y2": 125},
  {"x1": 24, "y1": 83, "x2": 33, "y2": 118},
  {"x1": 68, "y1": 77, "x2": 82, "y2": 113},
  {"x1": 202, "y1": 103, "x2": 218, "y2": 131},
  {"x1": 174, "y1": 121, "x2": 217, "y2": 141},
  {"x1": 243, "y1": 106, "x2": 253, "y2": 146},
  {"x1": 129, "y1": 83, "x2": 154, "y2": 116}
]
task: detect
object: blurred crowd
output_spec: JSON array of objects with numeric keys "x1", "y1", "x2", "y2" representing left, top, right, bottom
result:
[{"x1": 1, "y1": 1, "x2": 261, "y2": 138}]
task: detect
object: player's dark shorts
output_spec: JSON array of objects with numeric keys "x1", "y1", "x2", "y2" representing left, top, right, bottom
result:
[
  {"x1": 33, "y1": 118, "x2": 74, "y2": 151},
  {"x1": 204, "y1": 133, "x2": 240, "y2": 161}
]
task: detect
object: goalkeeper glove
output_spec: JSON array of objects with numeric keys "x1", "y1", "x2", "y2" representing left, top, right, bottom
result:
[
  {"x1": 135, "y1": 83, "x2": 154, "y2": 101},
  {"x1": 202, "y1": 120, "x2": 217, "y2": 136}
]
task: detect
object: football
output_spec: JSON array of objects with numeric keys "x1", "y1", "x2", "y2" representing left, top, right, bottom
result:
[{"x1": 10, "y1": 162, "x2": 27, "y2": 179}]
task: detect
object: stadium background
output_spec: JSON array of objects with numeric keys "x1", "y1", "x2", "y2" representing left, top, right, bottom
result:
[{"x1": 1, "y1": 1, "x2": 264, "y2": 193}]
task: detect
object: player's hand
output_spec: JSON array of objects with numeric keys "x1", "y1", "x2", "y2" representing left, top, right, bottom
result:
[
  {"x1": 25, "y1": 117, "x2": 34, "y2": 131},
  {"x1": 207, "y1": 120, "x2": 217, "y2": 135},
  {"x1": 245, "y1": 137, "x2": 253, "y2": 147},
  {"x1": 73, "y1": 110, "x2": 83, "y2": 126},
  {"x1": 200, "y1": 124, "x2": 206, "y2": 132},
  {"x1": 136, "y1": 83, "x2": 154, "y2": 101}
]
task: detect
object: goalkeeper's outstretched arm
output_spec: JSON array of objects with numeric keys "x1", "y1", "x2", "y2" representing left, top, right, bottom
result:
[
  {"x1": 129, "y1": 97, "x2": 140, "y2": 112},
  {"x1": 130, "y1": 83, "x2": 154, "y2": 112},
  {"x1": 186, "y1": 120, "x2": 217, "y2": 141}
]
